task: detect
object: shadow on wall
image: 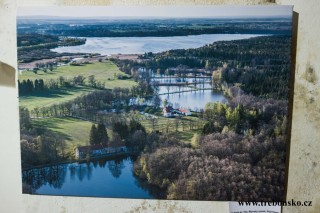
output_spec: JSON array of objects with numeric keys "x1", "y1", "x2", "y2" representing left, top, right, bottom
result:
[
  {"x1": 283, "y1": 10, "x2": 299, "y2": 203},
  {"x1": 0, "y1": 61, "x2": 15, "y2": 87}
]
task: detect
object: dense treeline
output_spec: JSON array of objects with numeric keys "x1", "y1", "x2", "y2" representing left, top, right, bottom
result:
[
  {"x1": 19, "y1": 48, "x2": 78, "y2": 63},
  {"x1": 140, "y1": 36, "x2": 290, "y2": 69},
  {"x1": 221, "y1": 65, "x2": 290, "y2": 99},
  {"x1": 135, "y1": 131, "x2": 286, "y2": 201},
  {"x1": 44, "y1": 27, "x2": 290, "y2": 37},
  {"x1": 17, "y1": 34, "x2": 86, "y2": 63},
  {"x1": 18, "y1": 34, "x2": 60, "y2": 47},
  {"x1": 18, "y1": 79, "x2": 45, "y2": 94},
  {"x1": 203, "y1": 86, "x2": 288, "y2": 135}
]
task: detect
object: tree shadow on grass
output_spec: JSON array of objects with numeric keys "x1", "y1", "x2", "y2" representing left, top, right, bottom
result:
[
  {"x1": 32, "y1": 118, "x2": 75, "y2": 142},
  {"x1": 19, "y1": 86, "x2": 94, "y2": 99}
]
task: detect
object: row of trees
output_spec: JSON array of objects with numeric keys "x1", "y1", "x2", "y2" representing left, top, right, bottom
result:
[
  {"x1": 18, "y1": 79, "x2": 45, "y2": 94},
  {"x1": 28, "y1": 86, "x2": 138, "y2": 118},
  {"x1": 33, "y1": 61, "x2": 58, "y2": 72}
]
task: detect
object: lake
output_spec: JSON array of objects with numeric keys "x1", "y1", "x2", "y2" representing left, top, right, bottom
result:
[
  {"x1": 23, "y1": 156, "x2": 164, "y2": 198},
  {"x1": 52, "y1": 34, "x2": 262, "y2": 55}
]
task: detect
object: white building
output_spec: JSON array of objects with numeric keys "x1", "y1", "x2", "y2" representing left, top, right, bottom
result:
[{"x1": 75, "y1": 144, "x2": 128, "y2": 160}]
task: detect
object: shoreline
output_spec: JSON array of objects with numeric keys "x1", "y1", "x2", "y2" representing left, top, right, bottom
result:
[
  {"x1": 18, "y1": 53, "x2": 141, "y2": 70},
  {"x1": 22, "y1": 151, "x2": 139, "y2": 171}
]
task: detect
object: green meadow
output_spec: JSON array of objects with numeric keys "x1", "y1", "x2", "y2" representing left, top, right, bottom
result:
[
  {"x1": 139, "y1": 115, "x2": 203, "y2": 143},
  {"x1": 19, "y1": 86, "x2": 96, "y2": 110},
  {"x1": 19, "y1": 61, "x2": 137, "y2": 88},
  {"x1": 19, "y1": 61, "x2": 137, "y2": 110},
  {"x1": 32, "y1": 117, "x2": 94, "y2": 152}
]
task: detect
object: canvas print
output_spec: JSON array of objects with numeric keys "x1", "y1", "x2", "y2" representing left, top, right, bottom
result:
[{"x1": 18, "y1": 6, "x2": 293, "y2": 201}]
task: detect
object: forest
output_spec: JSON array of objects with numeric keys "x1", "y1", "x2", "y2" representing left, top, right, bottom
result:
[
  {"x1": 133, "y1": 85, "x2": 288, "y2": 201},
  {"x1": 18, "y1": 34, "x2": 86, "y2": 62}
]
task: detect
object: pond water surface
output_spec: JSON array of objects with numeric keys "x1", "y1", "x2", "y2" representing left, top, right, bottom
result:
[{"x1": 23, "y1": 156, "x2": 164, "y2": 198}]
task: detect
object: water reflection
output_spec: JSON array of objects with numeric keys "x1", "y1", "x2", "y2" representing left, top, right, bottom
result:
[
  {"x1": 23, "y1": 165, "x2": 67, "y2": 192},
  {"x1": 107, "y1": 158, "x2": 124, "y2": 178},
  {"x1": 158, "y1": 86, "x2": 226, "y2": 111},
  {"x1": 52, "y1": 34, "x2": 261, "y2": 55},
  {"x1": 22, "y1": 156, "x2": 161, "y2": 198}
]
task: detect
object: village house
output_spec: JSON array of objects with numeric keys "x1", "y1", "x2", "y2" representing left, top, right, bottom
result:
[
  {"x1": 163, "y1": 105, "x2": 174, "y2": 117},
  {"x1": 75, "y1": 144, "x2": 128, "y2": 160},
  {"x1": 178, "y1": 108, "x2": 192, "y2": 116}
]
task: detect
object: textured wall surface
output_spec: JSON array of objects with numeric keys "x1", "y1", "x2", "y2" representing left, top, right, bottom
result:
[{"x1": 0, "y1": 1, "x2": 319, "y2": 212}]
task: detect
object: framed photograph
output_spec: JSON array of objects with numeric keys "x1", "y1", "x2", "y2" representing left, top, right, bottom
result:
[{"x1": 18, "y1": 5, "x2": 293, "y2": 201}]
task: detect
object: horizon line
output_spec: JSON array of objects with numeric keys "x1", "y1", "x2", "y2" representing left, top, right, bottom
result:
[
  {"x1": 17, "y1": 15, "x2": 292, "y2": 20},
  {"x1": 17, "y1": 5, "x2": 293, "y2": 18}
]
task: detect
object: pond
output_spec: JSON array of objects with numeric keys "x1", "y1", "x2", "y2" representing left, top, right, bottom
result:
[
  {"x1": 22, "y1": 156, "x2": 164, "y2": 199},
  {"x1": 158, "y1": 86, "x2": 226, "y2": 111},
  {"x1": 152, "y1": 74, "x2": 227, "y2": 110}
]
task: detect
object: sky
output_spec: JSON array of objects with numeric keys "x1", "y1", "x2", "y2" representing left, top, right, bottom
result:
[{"x1": 17, "y1": 6, "x2": 292, "y2": 18}]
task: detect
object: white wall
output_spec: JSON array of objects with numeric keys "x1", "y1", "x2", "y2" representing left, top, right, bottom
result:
[{"x1": 0, "y1": 1, "x2": 319, "y2": 212}]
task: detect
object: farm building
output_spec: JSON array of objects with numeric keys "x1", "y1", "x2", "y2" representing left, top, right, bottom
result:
[
  {"x1": 163, "y1": 105, "x2": 174, "y2": 117},
  {"x1": 75, "y1": 144, "x2": 127, "y2": 160},
  {"x1": 178, "y1": 108, "x2": 192, "y2": 116}
]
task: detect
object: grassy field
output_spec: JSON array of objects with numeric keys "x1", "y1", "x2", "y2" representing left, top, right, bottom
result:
[
  {"x1": 20, "y1": 86, "x2": 96, "y2": 110},
  {"x1": 19, "y1": 61, "x2": 137, "y2": 110},
  {"x1": 18, "y1": 61, "x2": 137, "y2": 89},
  {"x1": 32, "y1": 117, "x2": 96, "y2": 152},
  {"x1": 139, "y1": 115, "x2": 204, "y2": 143}
]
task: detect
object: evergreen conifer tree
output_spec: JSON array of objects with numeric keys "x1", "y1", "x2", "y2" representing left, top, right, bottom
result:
[
  {"x1": 97, "y1": 123, "x2": 109, "y2": 145},
  {"x1": 89, "y1": 124, "x2": 98, "y2": 145}
]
